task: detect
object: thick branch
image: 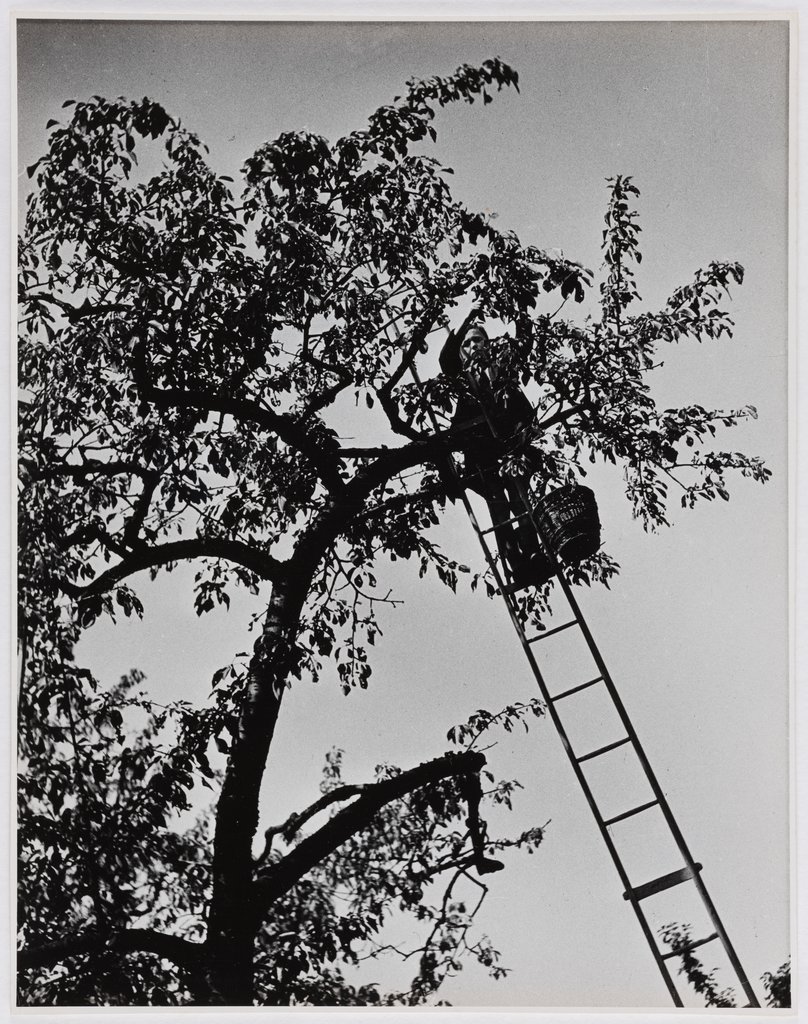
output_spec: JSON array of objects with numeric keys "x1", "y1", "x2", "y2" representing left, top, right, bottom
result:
[
  {"x1": 288, "y1": 434, "x2": 449, "y2": 576},
  {"x1": 257, "y1": 783, "x2": 365, "y2": 864},
  {"x1": 357, "y1": 479, "x2": 445, "y2": 525},
  {"x1": 301, "y1": 375, "x2": 352, "y2": 420},
  {"x1": 122, "y1": 470, "x2": 160, "y2": 546},
  {"x1": 23, "y1": 293, "x2": 133, "y2": 322},
  {"x1": 536, "y1": 401, "x2": 588, "y2": 431},
  {"x1": 152, "y1": 386, "x2": 344, "y2": 491},
  {"x1": 254, "y1": 750, "x2": 486, "y2": 911},
  {"x1": 337, "y1": 445, "x2": 399, "y2": 459},
  {"x1": 61, "y1": 536, "x2": 284, "y2": 597},
  {"x1": 346, "y1": 434, "x2": 458, "y2": 502},
  {"x1": 299, "y1": 352, "x2": 353, "y2": 421},
  {"x1": 457, "y1": 770, "x2": 505, "y2": 875},
  {"x1": 133, "y1": 351, "x2": 344, "y2": 493},
  {"x1": 338, "y1": 414, "x2": 485, "y2": 460},
  {"x1": 205, "y1": 580, "x2": 304, "y2": 999},
  {"x1": 20, "y1": 457, "x2": 152, "y2": 482},
  {"x1": 289, "y1": 415, "x2": 488, "y2": 576},
  {"x1": 376, "y1": 393, "x2": 422, "y2": 441},
  {"x1": 17, "y1": 927, "x2": 202, "y2": 973}
]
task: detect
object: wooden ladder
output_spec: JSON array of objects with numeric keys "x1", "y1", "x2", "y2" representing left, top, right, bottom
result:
[
  {"x1": 464, "y1": 473, "x2": 760, "y2": 1007},
  {"x1": 409, "y1": 367, "x2": 761, "y2": 1008}
]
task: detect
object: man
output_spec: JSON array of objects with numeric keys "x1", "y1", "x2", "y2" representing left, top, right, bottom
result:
[{"x1": 439, "y1": 320, "x2": 553, "y2": 590}]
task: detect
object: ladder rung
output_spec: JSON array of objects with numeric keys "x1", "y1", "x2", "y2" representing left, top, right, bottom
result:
[
  {"x1": 623, "y1": 862, "x2": 703, "y2": 902},
  {"x1": 576, "y1": 736, "x2": 631, "y2": 764},
  {"x1": 661, "y1": 931, "x2": 719, "y2": 961},
  {"x1": 498, "y1": 579, "x2": 530, "y2": 596},
  {"x1": 550, "y1": 675, "x2": 603, "y2": 702},
  {"x1": 481, "y1": 512, "x2": 528, "y2": 535},
  {"x1": 603, "y1": 798, "x2": 659, "y2": 827},
  {"x1": 527, "y1": 619, "x2": 578, "y2": 643},
  {"x1": 499, "y1": 571, "x2": 557, "y2": 596}
]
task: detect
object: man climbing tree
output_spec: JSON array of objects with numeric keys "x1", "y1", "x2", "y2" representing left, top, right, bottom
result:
[
  {"x1": 18, "y1": 57, "x2": 770, "y2": 1006},
  {"x1": 438, "y1": 316, "x2": 556, "y2": 588}
]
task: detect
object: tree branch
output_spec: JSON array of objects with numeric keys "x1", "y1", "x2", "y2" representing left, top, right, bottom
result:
[
  {"x1": 132, "y1": 347, "x2": 345, "y2": 493},
  {"x1": 300, "y1": 374, "x2": 352, "y2": 420},
  {"x1": 253, "y1": 750, "x2": 486, "y2": 912},
  {"x1": 256, "y1": 783, "x2": 366, "y2": 865},
  {"x1": 298, "y1": 349, "x2": 353, "y2": 421},
  {"x1": 374, "y1": 305, "x2": 442, "y2": 441},
  {"x1": 288, "y1": 415, "x2": 489, "y2": 576},
  {"x1": 122, "y1": 469, "x2": 161, "y2": 546},
  {"x1": 378, "y1": 304, "x2": 440, "y2": 400},
  {"x1": 23, "y1": 293, "x2": 134, "y2": 322},
  {"x1": 60, "y1": 536, "x2": 284, "y2": 598},
  {"x1": 150, "y1": 385, "x2": 345, "y2": 492},
  {"x1": 457, "y1": 770, "x2": 504, "y2": 875},
  {"x1": 536, "y1": 401, "x2": 588, "y2": 431},
  {"x1": 20, "y1": 457, "x2": 152, "y2": 483},
  {"x1": 356, "y1": 479, "x2": 444, "y2": 525},
  {"x1": 338, "y1": 414, "x2": 485, "y2": 461},
  {"x1": 17, "y1": 927, "x2": 202, "y2": 973}
]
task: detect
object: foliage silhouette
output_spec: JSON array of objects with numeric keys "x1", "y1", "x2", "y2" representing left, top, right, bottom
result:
[
  {"x1": 660, "y1": 924, "x2": 790, "y2": 1008},
  {"x1": 18, "y1": 58, "x2": 769, "y2": 1004}
]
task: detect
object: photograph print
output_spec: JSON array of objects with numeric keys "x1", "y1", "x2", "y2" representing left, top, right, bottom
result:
[{"x1": 16, "y1": 16, "x2": 792, "y2": 1010}]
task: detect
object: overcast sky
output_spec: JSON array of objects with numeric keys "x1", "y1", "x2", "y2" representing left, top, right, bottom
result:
[{"x1": 17, "y1": 16, "x2": 791, "y2": 1010}]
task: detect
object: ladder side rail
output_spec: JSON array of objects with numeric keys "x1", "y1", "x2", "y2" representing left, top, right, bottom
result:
[
  {"x1": 682, "y1": 871, "x2": 762, "y2": 1008},
  {"x1": 512, "y1": 478, "x2": 761, "y2": 1008}
]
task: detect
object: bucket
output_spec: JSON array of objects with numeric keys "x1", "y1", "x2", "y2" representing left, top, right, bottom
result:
[{"x1": 535, "y1": 485, "x2": 601, "y2": 564}]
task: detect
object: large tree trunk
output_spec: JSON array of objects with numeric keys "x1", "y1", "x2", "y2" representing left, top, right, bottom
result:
[{"x1": 204, "y1": 576, "x2": 307, "y2": 1005}]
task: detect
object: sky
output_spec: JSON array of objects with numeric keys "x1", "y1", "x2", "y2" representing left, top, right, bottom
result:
[{"x1": 16, "y1": 16, "x2": 791, "y2": 1011}]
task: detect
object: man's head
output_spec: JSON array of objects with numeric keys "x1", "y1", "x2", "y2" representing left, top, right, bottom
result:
[
  {"x1": 458, "y1": 324, "x2": 488, "y2": 367},
  {"x1": 438, "y1": 321, "x2": 488, "y2": 377}
]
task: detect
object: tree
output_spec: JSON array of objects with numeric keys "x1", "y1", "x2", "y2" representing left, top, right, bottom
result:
[{"x1": 17, "y1": 58, "x2": 770, "y2": 1006}]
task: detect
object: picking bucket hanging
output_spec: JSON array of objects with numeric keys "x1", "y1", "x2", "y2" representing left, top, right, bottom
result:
[{"x1": 535, "y1": 484, "x2": 601, "y2": 564}]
